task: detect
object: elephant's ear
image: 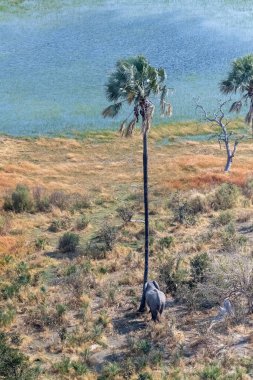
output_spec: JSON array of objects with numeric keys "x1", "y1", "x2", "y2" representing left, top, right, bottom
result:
[{"x1": 152, "y1": 280, "x2": 160, "y2": 290}]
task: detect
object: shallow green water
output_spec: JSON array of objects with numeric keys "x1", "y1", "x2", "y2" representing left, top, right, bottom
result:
[{"x1": 0, "y1": 1, "x2": 253, "y2": 136}]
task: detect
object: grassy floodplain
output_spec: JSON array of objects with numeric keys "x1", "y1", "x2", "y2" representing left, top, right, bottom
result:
[{"x1": 0, "y1": 121, "x2": 253, "y2": 379}]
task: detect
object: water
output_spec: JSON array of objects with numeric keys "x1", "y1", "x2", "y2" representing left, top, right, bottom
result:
[{"x1": 0, "y1": 1, "x2": 253, "y2": 136}]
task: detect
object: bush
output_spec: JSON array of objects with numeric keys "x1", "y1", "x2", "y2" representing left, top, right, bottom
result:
[
  {"x1": 35, "y1": 237, "x2": 48, "y2": 250},
  {"x1": 0, "y1": 215, "x2": 11, "y2": 235},
  {"x1": 211, "y1": 210, "x2": 234, "y2": 227},
  {"x1": 210, "y1": 183, "x2": 240, "y2": 211},
  {"x1": 4, "y1": 185, "x2": 33, "y2": 213},
  {"x1": 32, "y1": 186, "x2": 50, "y2": 212},
  {"x1": 158, "y1": 236, "x2": 174, "y2": 250},
  {"x1": 193, "y1": 253, "x2": 253, "y2": 315},
  {"x1": 49, "y1": 218, "x2": 71, "y2": 232},
  {"x1": 200, "y1": 364, "x2": 221, "y2": 380},
  {"x1": 159, "y1": 257, "x2": 188, "y2": 296},
  {"x1": 1, "y1": 262, "x2": 31, "y2": 300},
  {"x1": 168, "y1": 192, "x2": 204, "y2": 225},
  {"x1": 190, "y1": 253, "x2": 210, "y2": 285},
  {"x1": 117, "y1": 206, "x2": 134, "y2": 223},
  {"x1": 0, "y1": 333, "x2": 38, "y2": 380},
  {"x1": 58, "y1": 232, "x2": 79, "y2": 253},
  {"x1": 75, "y1": 215, "x2": 89, "y2": 231},
  {"x1": 0, "y1": 306, "x2": 15, "y2": 327},
  {"x1": 49, "y1": 191, "x2": 69, "y2": 210},
  {"x1": 99, "y1": 362, "x2": 121, "y2": 380},
  {"x1": 219, "y1": 222, "x2": 247, "y2": 252},
  {"x1": 93, "y1": 223, "x2": 118, "y2": 252},
  {"x1": 242, "y1": 177, "x2": 253, "y2": 201},
  {"x1": 71, "y1": 194, "x2": 92, "y2": 210},
  {"x1": 138, "y1": 373, "x2": 153, "y2": 380}
]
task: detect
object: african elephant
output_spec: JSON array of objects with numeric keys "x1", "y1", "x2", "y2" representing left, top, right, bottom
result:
[{"x1": 145, "y1": 281, "x2": 166, "y2": 322}]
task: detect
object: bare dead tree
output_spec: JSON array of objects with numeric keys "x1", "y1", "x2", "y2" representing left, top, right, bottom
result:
[{"x1": 195, "y1": 99, "x2": 244, "y2": 172}]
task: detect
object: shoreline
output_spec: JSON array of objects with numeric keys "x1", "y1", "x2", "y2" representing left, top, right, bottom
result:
[{"x1": 0, "y1": 117, "x2": 248, "y2": 141}]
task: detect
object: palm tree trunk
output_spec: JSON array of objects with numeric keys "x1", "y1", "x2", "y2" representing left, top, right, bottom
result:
[{"x1": 138, "y1": 131, "x2": 149, "y2": 312}]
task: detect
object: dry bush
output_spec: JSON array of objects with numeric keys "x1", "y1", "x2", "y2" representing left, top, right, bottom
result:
[
  {"x1": 242, "y1": 177, "x2": 253, "y2": 202},
  {"x1": 70, "y1": 193, "x2": 92, "y2": 210},
  {"x1": 117, "y1": 206, "x2": 134, "y2": 224},
  {"x1": 218, "y1": 222, "x2": 247, "y2": 252},
  {"x1": 64, "y1": 262, "x2": 96, "y2": 304},
  {"x1": 196, "y1": 253, "x2": 253, "y2": 317},
  {"x1": 32, "y1": 185, "x2": 50, "y2": 211},
  {"x1": 211, "y1": 211, "x2": 234, "y2": 227},
  {"x1": 49, "y1": 217, "x2": 71, "y2": 232},
  {"x1": 49, "y1": 190, "x2": 70, "y2": 210},
  {"x1": 209, "y1": 183, "x2": 241, "y2": 211},
  {"x1": 168, "y1": 192, "x2": 207, "y2": 225},
  {"x1": 0, "y1": 215, "x2": 11, "y2": 235},
  {"x1": 74, "y1": 215, "x2": 89, "y2": 231}
]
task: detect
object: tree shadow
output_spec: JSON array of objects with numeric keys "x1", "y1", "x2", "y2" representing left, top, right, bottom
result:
[{"x1": 113, "y1": 312, "x2": 147, "y2": 335}]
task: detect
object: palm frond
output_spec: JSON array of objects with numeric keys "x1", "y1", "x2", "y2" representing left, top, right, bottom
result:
[
  {"x1": 245, "y1": 104, "x2": 253, "y2": 125},
  {"x1": 125, "y1": 119, "x2": 136, "y2": 137},
  {"x1": 229, "y1": 100, "x2": 242, "y2": 113},
  {"x1": 158, "y1": 67, "x2": 167, "y2": 83},
  {"x1": 160, "y1": 85, "x2": 167, "y2": 115},
  {"x1": 165, "y1": 103, "x2": 173, "y2": 117},
  {"x1": 220, "y1": 80, "x2": 235, "y2": 94},
  {"x1": 119, "y1": 120, "x2": 127, "y2": 136},
  {"x1": 102, "y1": 102, "x2": 122, "y2": 118}
]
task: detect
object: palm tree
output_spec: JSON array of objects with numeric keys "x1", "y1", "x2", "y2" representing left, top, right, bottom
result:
[
  {"x1": 220, "y1": 54, "x2": 253, "y2": 135},
  {"x1": 102, "y1": 56, "x2": 172, "y2": 312}
]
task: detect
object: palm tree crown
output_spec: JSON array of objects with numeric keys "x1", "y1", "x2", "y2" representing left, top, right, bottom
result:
[
  {"x1": 102, "y1": 55, "x2": 172, "y2": 134},
  {"x1": 220, "y1": 54, "x2": 253, "y2": 129}
]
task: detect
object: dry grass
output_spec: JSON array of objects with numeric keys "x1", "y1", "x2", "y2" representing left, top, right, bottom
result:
[{"x1": 0, "y1": 122, "x2": 253, "y2": 379}]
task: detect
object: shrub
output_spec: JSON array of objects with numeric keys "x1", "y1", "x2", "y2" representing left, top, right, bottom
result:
[
  {"x1": 242, "y1": 177, "x2": 253, "y2": 201},
  {"x1": 159, "y1": 257, "x2": 188, "y2": 296},
  {"x1": 168, "y1": 192, "x2": 203, "y2": 225},
  {"x1": 219, "y1": 222, "x2": 247, "y2": 252},
  {"x1": 211, "y1": 210, "x2": 234, "y2": 227},
  {"x1": 85, "y1": 240, "x2": 108, "y2": 259},
  {"x1": 0, "y1": 306, "x2": 15, "y2": 327},
  {"x1": 138, "y1": 373, "x2": 153, "y2": 380},
  {"x1": 210, "y1": 183, "x2": 240, "y2": 211},
  {"x1": 159, "y1": 236, "x2": 174, "y2": 250},
  {"x1": 32, "y1": 186, "x2": 50, "y2": 212},
  {"x1": 35, "y1": 237, "x2": 48, "y2": 250},
  {"x1": 99, "y1": 362, "x2": 121, "y2": 380},
  {"x1": 117, "y1": 206, "x2": 134, "y2": 223},
  {"x1": 49, "y1": 218, "x2": 71, "y2": 232},
  {"x1": 200, "y1": 364, "x2": 221, "y2": 380},
  {"x1": 75, "y1": 215, "x2": 89, "y2": 230},
  {"x1": 4, "y1": 185, "x2": 33, "y2": 213},
  {"x1": 0, "y1": 215, "x2": 11, "y2": 235},
  {"x1": 0, "y1": 333, "x2": 38, "y2": 380},
  {"x1": 93, "y1": 223, "x2": 118, "y2": 252},
  {"x1": 58, "y1": 232, "x2": 79, "y2": 252},
  {"x1": 1, "y1": 262, "x2": 31, "y2": 300},
  {"x1": 195, "y1": 254, "x2": 253, "y2": 315},
  {"x1": 71, "y1": 194, "x2": 92, "y2": 210},
  {"x1": 190, "y1": 253, "x2": 210, "y2": 285},
  {"x1": 49, "y1": 191, "x2": 69, "y2": 210}
]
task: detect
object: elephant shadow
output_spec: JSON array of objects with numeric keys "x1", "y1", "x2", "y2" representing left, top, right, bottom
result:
[{"x1": 113, "y1": 312, "x2": 147, "y2": 335}]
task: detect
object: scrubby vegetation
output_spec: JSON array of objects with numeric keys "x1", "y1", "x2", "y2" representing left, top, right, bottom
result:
[{"x1": 0, "y1": 129, "x2": 252, "y2": 379}]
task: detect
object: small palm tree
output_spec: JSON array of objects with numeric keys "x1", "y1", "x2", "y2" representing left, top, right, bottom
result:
[
  {"x1": 102, "y1": 55, "x2": 172, "y2": 312},
  {"x1": 220, "y1": 54, "x2": 253, "y2": 135}
]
